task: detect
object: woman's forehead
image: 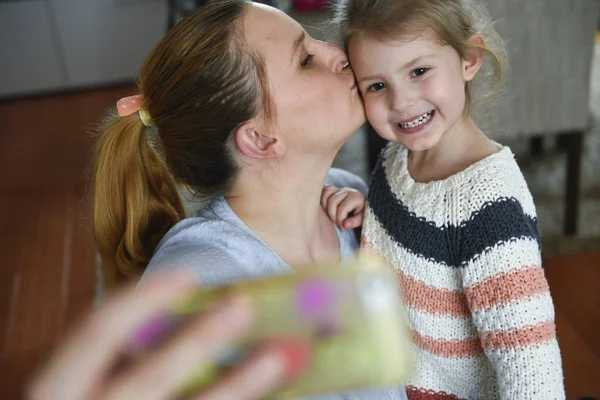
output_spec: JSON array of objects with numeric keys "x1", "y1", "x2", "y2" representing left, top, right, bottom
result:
[{"x1": 243, "y1": 3, "x2": 303, "y2": 58}]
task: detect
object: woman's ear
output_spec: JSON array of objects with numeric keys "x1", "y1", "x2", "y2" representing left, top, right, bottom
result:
[
  {"x1": 462, "y1": 34, "x2": 485, "y2": 82},
  {"x1": 234, "y1": 122, "x2": 285, "y2": 159}
]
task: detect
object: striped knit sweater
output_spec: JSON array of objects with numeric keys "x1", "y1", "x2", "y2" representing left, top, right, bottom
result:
[{"x1": 361, "y1": 143, "x2": 565, "y2": 399}]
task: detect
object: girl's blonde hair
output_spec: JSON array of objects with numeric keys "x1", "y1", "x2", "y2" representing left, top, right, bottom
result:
[{"x1": 333, "y1": 0, "x2": 506, "y2": 117}]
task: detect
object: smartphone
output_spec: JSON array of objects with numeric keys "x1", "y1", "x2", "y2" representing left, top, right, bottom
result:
[{"x1": 171, "y1": 256, "x2": 412, "y2": 398}]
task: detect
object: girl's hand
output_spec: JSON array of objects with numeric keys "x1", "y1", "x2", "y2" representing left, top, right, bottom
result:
[{"x1": 320, "y1": 185, "x2": 366, "y2": 231}]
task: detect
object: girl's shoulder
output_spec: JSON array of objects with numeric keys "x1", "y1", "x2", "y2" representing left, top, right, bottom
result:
[
  {"x1": 463, "y1": 145, "x2": 530, "y2": 196},
  {"x1": 459, "y1": 145, "x2": 538, "y2": 220}
]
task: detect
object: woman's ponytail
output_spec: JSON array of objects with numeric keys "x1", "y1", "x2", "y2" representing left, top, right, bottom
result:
[{"x1": 92, "y1": 113, "x2": 185, "y2": 289}]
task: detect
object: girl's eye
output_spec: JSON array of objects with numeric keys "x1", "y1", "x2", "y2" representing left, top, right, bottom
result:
[
  {"x1": 301, "y1": 54, "x2": 314, "y2": 69},
  {"x1": 410, "y1": 67, "x2": 430, "y2": 78},
  {"x1": 367, "y1": 82, "x2": 386, "y2": 92}
]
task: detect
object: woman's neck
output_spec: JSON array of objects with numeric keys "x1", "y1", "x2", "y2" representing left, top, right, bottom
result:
[{"x1": 225, "y1": 158, "x2": 340, "y2": 267}]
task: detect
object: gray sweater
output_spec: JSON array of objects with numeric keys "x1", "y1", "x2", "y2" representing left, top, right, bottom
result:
[{"x1": 143, "y1": 168, "x2": 407, "y2": 400}]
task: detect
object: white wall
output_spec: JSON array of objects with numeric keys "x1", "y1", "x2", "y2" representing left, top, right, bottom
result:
[
  {"x1": 0, "y1": 0, "x2": 168, "y2": 98},
  {"x1": 0, "y1": 1, "x2": 65, "y2": 96}
]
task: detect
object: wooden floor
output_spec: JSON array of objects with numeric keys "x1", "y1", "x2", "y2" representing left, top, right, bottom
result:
[
  {"x1": 0, "y1": 85, "x2": 134, "y2": 399},
  {"x1": 545, "y1": 252, "x2": 600, "y2": 399},
  {"x1": 0, "y1": 86, "x2": 598, "y2": 399}
]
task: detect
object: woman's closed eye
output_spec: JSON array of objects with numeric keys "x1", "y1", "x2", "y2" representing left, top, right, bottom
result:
[
  {"x1": 366, "y1": 82, "x2": 386, "y2": 92},
  {"x1": 301, "y1": 54, "x2": 314, "y2": 69},
  {"x1": 410, "y1": 67, "x2": 430, "y2": 78}
]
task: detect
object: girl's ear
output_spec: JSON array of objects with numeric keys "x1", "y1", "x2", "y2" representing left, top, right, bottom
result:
[{"x1": 463, "y1": 34, "x2": 485, "y2": 82}]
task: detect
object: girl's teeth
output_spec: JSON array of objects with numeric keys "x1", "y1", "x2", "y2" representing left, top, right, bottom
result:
[{"x1": 399, "y1": 111, "x2": 433, "y2": 129}]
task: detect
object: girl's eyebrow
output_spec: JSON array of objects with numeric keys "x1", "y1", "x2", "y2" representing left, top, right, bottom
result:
[{"x1": 399, "y1": 54, "x2": 436, "y2": 71}]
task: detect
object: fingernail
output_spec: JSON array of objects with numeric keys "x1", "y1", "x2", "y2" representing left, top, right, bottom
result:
[
  {"x1": 128, "y1": 313, "x2": 180, "y2": 352},
  {"x1": 270, "y1": 338, "x2": 312, "y2": 380}
]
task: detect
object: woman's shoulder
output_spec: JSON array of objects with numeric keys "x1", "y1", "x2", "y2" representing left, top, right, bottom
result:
[
  {"x1": 145, "y1": 217, "x2": 243, "y2": 280},
  {"x1": 144, "y1": 212, "x2": 285, "y2": 286},
  {"x1": 326, "y1": 168, "x2": 368, "y2": 195}
]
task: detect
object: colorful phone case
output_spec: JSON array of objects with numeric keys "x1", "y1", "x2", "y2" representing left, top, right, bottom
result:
[{"x1": 172, "y1": 256, "x2": 412, "y2": 398}]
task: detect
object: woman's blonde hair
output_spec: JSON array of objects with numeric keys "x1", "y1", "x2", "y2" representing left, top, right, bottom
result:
[
  {"x1": 333, "y1": 0, "x2": 506, "y2": 117},
  {"x1": 92, "y1": 0, "x2": 273, "y2": 289}
]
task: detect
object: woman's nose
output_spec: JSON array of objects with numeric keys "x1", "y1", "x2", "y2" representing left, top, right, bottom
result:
[{"x1": 319, "y1": 41, "x2": 349, "y2": 73}]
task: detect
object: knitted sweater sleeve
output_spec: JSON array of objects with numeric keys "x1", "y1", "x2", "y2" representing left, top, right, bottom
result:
[{"x1": 458, "y1": 191, "x2": 565, "y2": 398}]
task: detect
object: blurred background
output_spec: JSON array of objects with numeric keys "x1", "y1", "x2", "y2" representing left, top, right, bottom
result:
[{"x1": 0, "y1": 0, "x2": 598, "y2": 398}]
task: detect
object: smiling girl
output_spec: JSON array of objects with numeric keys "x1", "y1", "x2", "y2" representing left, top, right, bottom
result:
[{"x1": 321, "y1": 0, "x2": 566, "y2": 398}]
